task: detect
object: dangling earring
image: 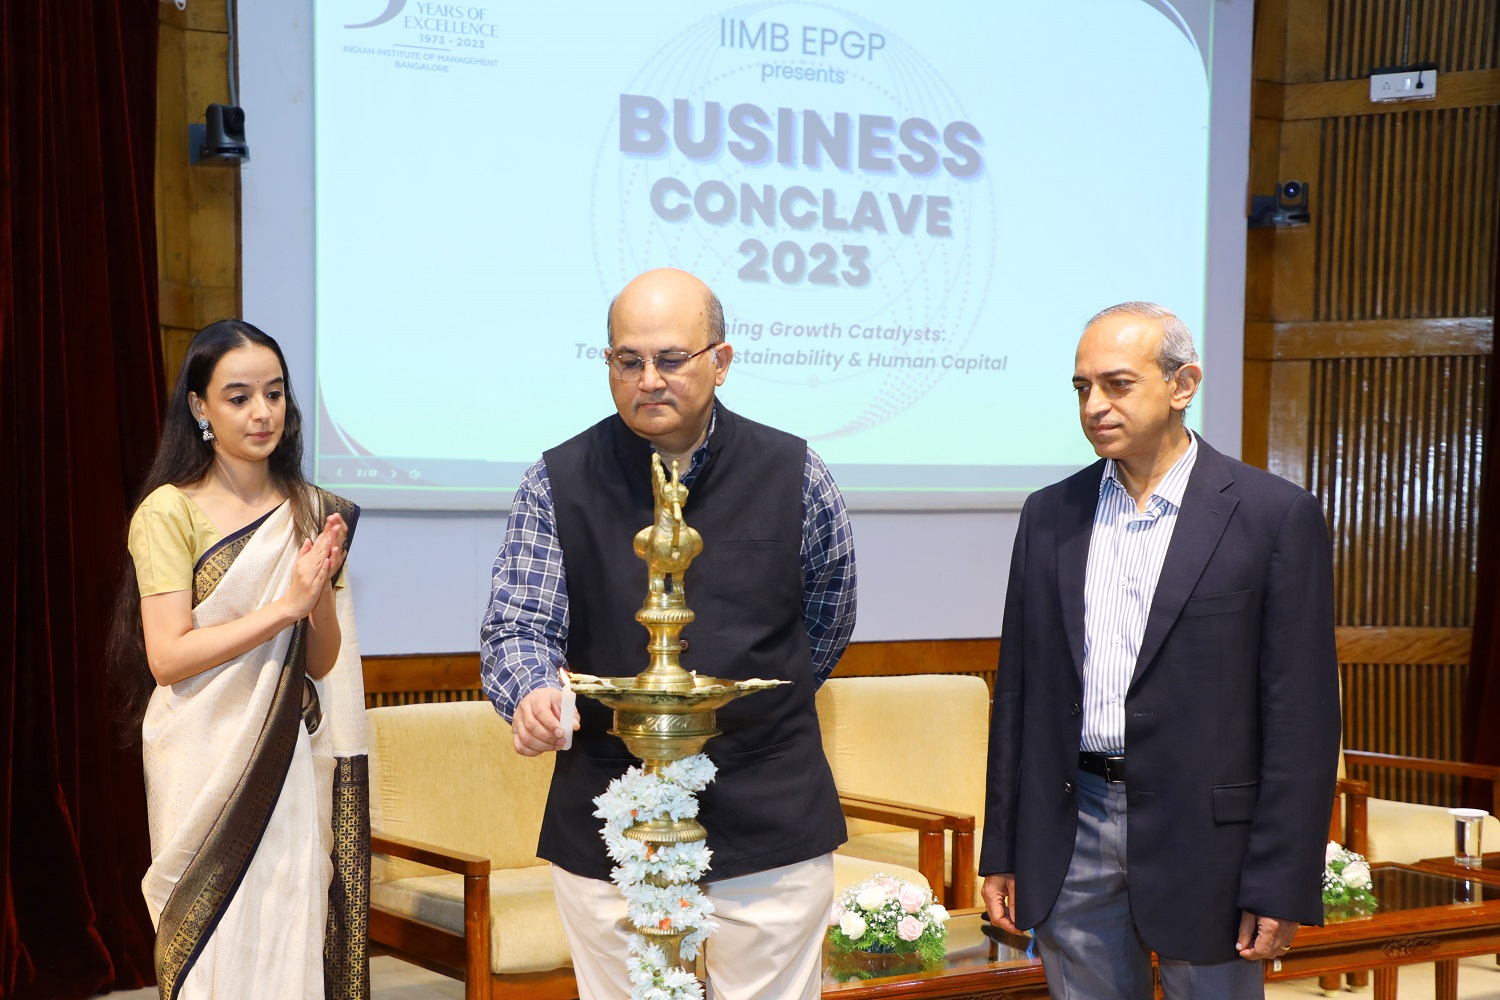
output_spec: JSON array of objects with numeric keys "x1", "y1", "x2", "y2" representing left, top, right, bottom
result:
[{"x1": 198, "y1": 417, "x2": 215, "y2": 442}]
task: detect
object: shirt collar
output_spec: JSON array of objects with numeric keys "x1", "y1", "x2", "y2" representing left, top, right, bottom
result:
[
  {"x1": 653, "y1": 403, "x2": 717, "y2": 485},
  {"x1": 1100, "y1": 431, "x2": 1198, "y2": 511}
]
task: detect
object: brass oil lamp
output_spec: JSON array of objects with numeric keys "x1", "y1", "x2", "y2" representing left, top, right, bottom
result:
[{"x1": 568, "y1": 453, "x2": 784, "y2": 969}]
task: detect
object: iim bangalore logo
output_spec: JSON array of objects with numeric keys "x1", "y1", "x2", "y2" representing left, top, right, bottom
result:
[{"x1": 345, "y1": 1, "x2": 404, "y2": 29}]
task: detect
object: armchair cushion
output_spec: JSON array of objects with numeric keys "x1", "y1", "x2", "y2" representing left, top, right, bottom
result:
[
  {"x1": 1364, "y1": 798, "x2": 1500, "y2": 865},
  {"x1": 372, "y1": 866, "x2": 569, "y2": 975},
  {"x1": 833, "y1": 831, "x2": 966, "y2": 886},
  {"x1": 832, "y1": 854, "x2": 932, "y2": 896}
]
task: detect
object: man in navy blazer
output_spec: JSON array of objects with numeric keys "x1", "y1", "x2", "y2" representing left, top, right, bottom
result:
[{"x1": 979, "y1": 302, "x2": 1341, "y2": 998}]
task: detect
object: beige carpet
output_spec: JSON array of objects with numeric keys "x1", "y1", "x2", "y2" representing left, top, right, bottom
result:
[
  {"x1": 1263, "y1": 957, "x2": 1500, "y2": 998},
  {"x1": 95, "y1": 953, "x2": 1500, "y2": 998}
]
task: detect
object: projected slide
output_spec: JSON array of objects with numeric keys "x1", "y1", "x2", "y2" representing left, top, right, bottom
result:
[{"x1": 314, "y1": 0, "x2": 1210, "y2": 508}]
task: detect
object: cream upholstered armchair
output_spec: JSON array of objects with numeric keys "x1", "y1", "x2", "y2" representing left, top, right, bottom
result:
[
  {"x1": 816, "y1": 674, "x2": 990, "y2": 908},
  {"x1": 366, "y1": 701, "x2": 574, "y2": 1000},
  {"x1": 1336, "y1": 749, "x2": 1500, "y2": 863},
  {"x1": 1322, "y1": 750, "x2": 1500, "y2": 996},
  {"x1": 366, "y1": 699, "x2": 936, "y2": 1000}
]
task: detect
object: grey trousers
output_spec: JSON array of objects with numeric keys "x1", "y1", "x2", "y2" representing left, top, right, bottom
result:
[{"x1": 1031, "y1": 770, "x2": 1265, "y2": 1000}]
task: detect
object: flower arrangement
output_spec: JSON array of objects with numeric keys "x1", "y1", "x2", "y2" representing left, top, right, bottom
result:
[
  {"x1": 594, "y1": 754, "x2": 718, "y2": 1000},
  {"x1": 827, "y1": 874, "x2": 950, "y2": 966},
  {"x1": 1322, "y1": 841, "x2": 1377, "y2": 915}
]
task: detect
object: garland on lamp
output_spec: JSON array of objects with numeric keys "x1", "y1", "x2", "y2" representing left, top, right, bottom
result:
[{"x1": 594, "y1": 754, "x2": 719, "y2": 1000}]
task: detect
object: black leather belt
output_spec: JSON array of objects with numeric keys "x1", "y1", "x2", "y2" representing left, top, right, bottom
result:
[{"x1": 1078, "y1": 752, "x2": 1126, "y2": 783}]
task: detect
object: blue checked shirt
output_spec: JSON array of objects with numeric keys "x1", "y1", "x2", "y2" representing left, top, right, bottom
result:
[
  {"x1": 1079, "y1": 433, "x2": 1198, "y2": 752},
  {"x1": 479, "y1": 414, "x2": 858, "y2": 722}
]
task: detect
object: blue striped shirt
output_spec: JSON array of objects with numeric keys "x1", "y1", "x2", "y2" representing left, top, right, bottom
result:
[
  {"x1": 1079, "y1": 433, "x2": 1199, "y2": 752},
  {"x1": 479, "y1": 413, "x2": 857, "y2": 722}
]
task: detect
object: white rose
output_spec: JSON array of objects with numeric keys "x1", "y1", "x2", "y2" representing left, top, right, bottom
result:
[
  {"x1": 927, "y1": 904, "x2": 951, "y2": 924},
  {"x1": 1342, "y1": 861, "x2": 1371, "y2": 888},
  {"x1": 856, "y1": 885, "x2": 890, "y2": 911},
  {"x1": 1326, "y1": 841, "x2": 1342, "y2": 865},
  {"x1": 839, "y1": 913, "x2": 867, "y2": 939}
]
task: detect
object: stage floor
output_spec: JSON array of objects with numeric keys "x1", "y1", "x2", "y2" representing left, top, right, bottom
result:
[{"x1": 94, "y1": 953, "x2": 1500, "y2": 999}]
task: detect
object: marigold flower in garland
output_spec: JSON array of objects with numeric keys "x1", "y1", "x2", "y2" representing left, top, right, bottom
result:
[{"x1": 594, "y1": 754, "x2": 721, "y2": 1000}]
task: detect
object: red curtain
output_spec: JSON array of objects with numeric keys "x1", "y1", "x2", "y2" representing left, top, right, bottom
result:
[
  {"x1": 1465, "y1": 210, "x2": 1500, "y2": 772},
  {"x1": 2, "y1": 1, "x2": 162, "y2": 996}
]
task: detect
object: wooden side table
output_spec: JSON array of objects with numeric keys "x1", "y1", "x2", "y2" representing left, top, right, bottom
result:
[
  {"x1": 1411, "y1": 851, "x2": 1500, "y2": 885},
  {"x1": 1265, "y1": 864, "x2": 1500, "y2": 1000},
  {"x1": 823, "y1": 909, "x2": 1049, "y2": 999}
]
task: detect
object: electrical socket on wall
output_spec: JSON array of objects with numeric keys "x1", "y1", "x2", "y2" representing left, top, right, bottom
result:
[{"x1": 1369, "y1": 68, "x2": 1437, "y2": 104}]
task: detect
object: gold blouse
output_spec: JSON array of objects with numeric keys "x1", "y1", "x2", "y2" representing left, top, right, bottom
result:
[
  {"x1": 127, "y1": 485, "x2": 345, "y2": 598},
  {"x1": 128, "y1": 485, "x2": 224, "y2": 597}
]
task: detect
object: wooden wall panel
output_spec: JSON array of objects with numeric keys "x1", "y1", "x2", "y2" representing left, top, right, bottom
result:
[
  {"x1": 1308, "y1": 355, "x2": 1488, "y2": 626},
  {"x1": 1250, "y1": 0, "x2": 1497, "y2": 803},
  {"x1": 1316, "y1": 107, "x2": 1500, "y2": 321},
  {"x1": 367, "y1": 687, "x2": 486, "y2": 709},
  {"x1": 1245, "y1": 317, "x2": 1493, "y2": 359},
  {"x1": 1267, "y1": 119, "x2": 1324, "y2": 322},
  {"x1": 1265, "y1": 360, "x2": 1312, "y2": 487},
  {"x1": 1332, "y1": 626, "x2": 1474, "y2": 664},
  {"x1": 155, "y1": 5, "x2": 241, "y2": 390},
  {"x1": 1325, "y1": 0, "x2": 1500, "y2": 81},
  {"x1": 1252, "y1": 0, "x2": 1329, "y2": 84},
  {"x1": 1341, "y1": 663, "x2": 1469, "y2": 804},
  {"x1": 1259, "y1": 70, "x2": 1500, "y2": 120}
]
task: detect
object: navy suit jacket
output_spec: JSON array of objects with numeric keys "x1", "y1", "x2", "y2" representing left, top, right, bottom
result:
[{"x1": 978, "y1": 435, "x2": 1341, "y2": 962}]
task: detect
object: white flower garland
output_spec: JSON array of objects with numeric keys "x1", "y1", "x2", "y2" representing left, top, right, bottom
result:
[{"x1": 594, "y1": 754, "x2": 719, "y2": 1000}]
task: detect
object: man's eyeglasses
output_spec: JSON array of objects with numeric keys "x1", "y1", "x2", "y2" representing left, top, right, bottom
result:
[{"x1": 606, "y1": 343, "x2": 719, "y2": 382}]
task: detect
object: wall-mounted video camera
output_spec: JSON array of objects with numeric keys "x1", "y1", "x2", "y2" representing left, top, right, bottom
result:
[
  {"x1": 1248, "y1": 180, "x2": 1310, "y2": 229},
  {"x1": 189, "y1": 104, "x2": 250, "y2": 166}
]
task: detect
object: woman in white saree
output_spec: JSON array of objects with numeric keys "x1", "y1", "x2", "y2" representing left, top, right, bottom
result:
[{"x1": 109, "y1": 320, "x2": 369, "y2": 999}]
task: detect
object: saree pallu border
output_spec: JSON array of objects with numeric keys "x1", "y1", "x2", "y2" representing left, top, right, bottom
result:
[
  {"x1": 324, "y1": 756, "x2": 370, "y2": 999},
  {"x1": 318, "y1": 487, "x2": 370, "y2": 1000},
  {"x1": 153, "y1": 624, "x2": 308, "y2": 1000},
  {"x1": 319, "y1": 488, "x2": 358, "y2": 588},
  {"x1": 193, "y1": 506, "x2": 277, "y2": 607}
]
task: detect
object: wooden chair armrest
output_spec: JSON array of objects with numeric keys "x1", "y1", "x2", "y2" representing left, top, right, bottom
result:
[
  {"x1": 1343, "y1": 751, "x2": 1500, "y2": 781},
  {"x1": 1332, "y1": 778, "x2": 1370, "y2": 857},
  {"x1": 1344, "y1": 752, "x2": 1500, "y2": 817},
  {"x1": 839, "y1": 794, "x2": 976, "y2": 832},
  {"x1": 949, "y1": 829, "x2": 976, "y2": 910},
  {"x1": 839, "y1": 795, "x2": 977, "y2": 909},
  {"x1": 371, "y1": 832, "x2": 492, "y2": 877},
  {"x1": 370, "y1": 832, "x2": 492, "y2": 999}
]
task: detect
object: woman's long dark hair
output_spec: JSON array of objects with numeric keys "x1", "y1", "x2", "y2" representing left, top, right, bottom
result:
[{"x1": 107, "y1": 320, "x2": 317, "y2": 739}]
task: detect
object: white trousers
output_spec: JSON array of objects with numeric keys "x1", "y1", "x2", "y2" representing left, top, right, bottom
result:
[{"x1": 552, "y1": 855, "x2": 834, "y2": 1000}]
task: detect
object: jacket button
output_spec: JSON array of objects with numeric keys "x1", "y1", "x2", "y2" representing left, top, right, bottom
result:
[
  {"x1": 1070, "y1": 702, "x2": 1081, "y2": 716},
  {"x1": 1064, "y1": 781, "x2": 1075, "y2": 794}
]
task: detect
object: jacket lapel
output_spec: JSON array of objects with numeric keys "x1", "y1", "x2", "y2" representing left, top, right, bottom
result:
[
  {"x1": 1057, "y1": 462, "x2": 1104, "y2": 678},
  {"x1": 1128, "y1": 438, "x2": 1238, "y2": 691}
]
